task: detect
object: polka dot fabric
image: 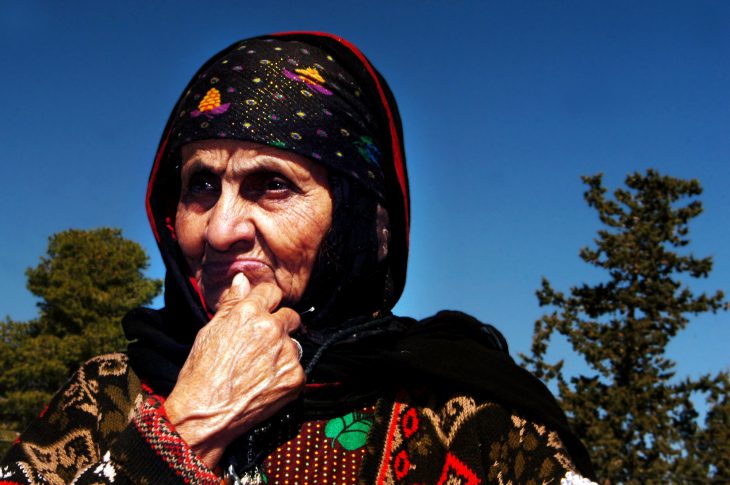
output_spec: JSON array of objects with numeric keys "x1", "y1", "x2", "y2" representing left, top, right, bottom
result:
[
  {"x1": 168, "y1": 37, "x2": 385, "y2": 198},
  {"x1": 261, "y1": 405, "x2": 376, "y2": 484}
]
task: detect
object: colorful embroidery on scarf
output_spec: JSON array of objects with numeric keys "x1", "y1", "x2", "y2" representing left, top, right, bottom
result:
[
  {"x1": 190, "y1": 88, "x2": 231, "y2": 118},
  {"x1": 355, "y1": 135, "x2": 382, "y2": 166},
  {"x1": 283, "y1": 67, "x2": 333, "y2": 95}
]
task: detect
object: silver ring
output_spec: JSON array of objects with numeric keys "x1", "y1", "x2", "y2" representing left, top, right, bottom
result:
[{"x1": 292, "y1": 338, "x2": 303, "y2": 361}]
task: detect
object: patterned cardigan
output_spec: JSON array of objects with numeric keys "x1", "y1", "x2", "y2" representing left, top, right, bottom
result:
[{"x1": 0, "y1": 354, "x2": 596, "y2": 484}]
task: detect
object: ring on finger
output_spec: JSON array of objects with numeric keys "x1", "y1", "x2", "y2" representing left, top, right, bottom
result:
[{"x1": 292, "y1": 338, "x2": 303, "y2": 361}]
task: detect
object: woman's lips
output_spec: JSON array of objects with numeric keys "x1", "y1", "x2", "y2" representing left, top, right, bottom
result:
[{"x1": 201, "y1": 259, "x2": 272, "y2": 286}]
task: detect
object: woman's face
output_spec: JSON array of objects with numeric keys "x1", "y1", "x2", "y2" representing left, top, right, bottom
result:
[{"x1": 175, "y1": 139, "x2": 333, "y2": 312}]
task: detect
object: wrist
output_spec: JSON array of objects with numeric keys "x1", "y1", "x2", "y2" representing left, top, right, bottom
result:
[{"x1": 164, "y1": 395, "x2": 229, "y2": 468}]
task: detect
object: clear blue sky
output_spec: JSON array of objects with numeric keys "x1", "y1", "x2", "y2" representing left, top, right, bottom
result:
[{"x1": 2, "y1": 1, "x2": 728, "y2": 383}]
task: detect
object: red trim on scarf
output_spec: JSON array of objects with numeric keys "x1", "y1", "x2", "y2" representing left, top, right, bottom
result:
[
  {"x1": 189, "y1": 276, "x2": 211, "y2": 317},
  {"x1": 146, "y1": 134, "x2": 170, "y2": 244},
  {"x1": 147, "y1": 134, "x2": 211, "y2": 318}
]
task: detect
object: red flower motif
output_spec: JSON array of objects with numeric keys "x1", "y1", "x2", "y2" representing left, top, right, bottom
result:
[
  {"x1": 402, "y1": 407, "x2": 419, "y2": 438},
  {"x1": 394, "y1": 449, "x2": 411, "y2": 480}
]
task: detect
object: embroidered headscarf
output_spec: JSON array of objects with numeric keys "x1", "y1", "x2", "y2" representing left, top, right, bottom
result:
[
  {"x1": 146, "y1": 33, "x2": 410, "y2": 333},
  {"x1": 168, "y1": 37, "x2": 387, "y2": 199}
]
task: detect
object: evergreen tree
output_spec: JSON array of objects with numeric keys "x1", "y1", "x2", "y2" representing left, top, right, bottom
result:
[
  {"x1": 674, "y1": 372, "x2": 730, "y2": 483},
  {"x1": 523, "y1": 170, "x2": 727, "y2": 484},
  {"x1": 0, "y1": 228, "x2": 162, "y2": 448}
]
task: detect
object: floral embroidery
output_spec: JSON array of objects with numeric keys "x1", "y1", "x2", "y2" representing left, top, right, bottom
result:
[
  {"x1": 402, "y1": 407, "x2": 419, "y2": 438},
  {"x1": 394, "y1": 449, "x2": 411, "y2": 480},
  {"x1": 324, "y1": 411, "x2": 374, "y2": 451},
  {"x1": 283, "y1": 67, "x2": 333, "y2": 95},
  {"x1": 190, "y1": 88, "x2": 230, "y2": 118}
]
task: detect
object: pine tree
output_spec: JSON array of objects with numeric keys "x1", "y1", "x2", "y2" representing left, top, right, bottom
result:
[
  {"x1": 0, "y1": 228, "x2": 162, "y2": 449},
  {"x1": 522, "y1": 170, "x2": 727, "y2": 484},
  {"x1": 674, "y1": 372, "x2": 730, "y2": 483}
]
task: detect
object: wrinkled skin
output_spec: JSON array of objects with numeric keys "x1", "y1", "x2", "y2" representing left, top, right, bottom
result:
[
  {"x1": 164, "y1": 140, "x2": 333, "y2": 467},
  {"x1": 174, "y1": 139, "x2": 333, "y2": 312}
]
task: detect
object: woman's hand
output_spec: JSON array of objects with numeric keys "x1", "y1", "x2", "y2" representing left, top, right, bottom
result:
[{"x1": 164, "y1": 273, "x2": 304, "y2": 468}]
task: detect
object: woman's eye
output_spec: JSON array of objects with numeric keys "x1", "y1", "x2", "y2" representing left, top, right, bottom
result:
[
  {"x1": 264, "y1": 177, "x2": 291, "y2": 192},
  {"x1": 187, "y1": 171, "x2": 219, "y2": 194},
  {"x1": 246, "y1": 172, "x2": 297, "y2": 198}
]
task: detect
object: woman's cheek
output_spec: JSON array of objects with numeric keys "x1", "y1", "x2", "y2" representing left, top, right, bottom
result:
[
  {"x1": 175, "y1": 209, "x2": 205, "y2": 273},
  {"x1": 270, "y1": 206, "x2": 329, "y2": 301}
]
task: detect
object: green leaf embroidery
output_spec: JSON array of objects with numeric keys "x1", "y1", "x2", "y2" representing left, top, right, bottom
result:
[{"x1": 324, "y1": 411, "x2": 374, "y2": 451}]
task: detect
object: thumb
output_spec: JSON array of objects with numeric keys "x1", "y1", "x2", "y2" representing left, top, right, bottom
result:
[{"x1": 217, "y1": 272, "x2": 251, "y2": 311}]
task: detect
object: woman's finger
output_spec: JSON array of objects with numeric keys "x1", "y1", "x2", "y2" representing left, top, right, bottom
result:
[
  {"x1": 215, "y1": 272, "x2": 252, "y2": 315},
  {"x1": 274, "y1": 306, "x2": 301, "y2": 335},
  {"x1": 242, "y1": 280, "x2": 284, "y2": 313}
]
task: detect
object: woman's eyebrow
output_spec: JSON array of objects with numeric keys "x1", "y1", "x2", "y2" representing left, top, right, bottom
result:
[
  {"x1": 180, "y1": 156, "x2": 221, "y2": 176},
  {"x1": 230, "y1": 156, "x2": 301, "y2": 180}
]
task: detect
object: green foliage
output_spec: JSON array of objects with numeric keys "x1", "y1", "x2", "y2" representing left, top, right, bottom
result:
[
  {"x1": 522, "y1": 170, "x2": 728, "y2": 484},
  {"x1": 0, "y1": 228, "x2": 162, "y2": 448}
]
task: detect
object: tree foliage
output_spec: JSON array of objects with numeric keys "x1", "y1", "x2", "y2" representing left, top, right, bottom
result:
[
  {"x1": 522, "y1": 170, "x2": 728, "y2": 484},
  {"x1": 0, "y1": 228, "x2": 162, "y2": 445}
]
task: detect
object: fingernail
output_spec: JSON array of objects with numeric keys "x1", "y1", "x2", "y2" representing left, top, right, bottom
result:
[{"x1": 232, "y1": 272, "x2": 244, "y2": 287}]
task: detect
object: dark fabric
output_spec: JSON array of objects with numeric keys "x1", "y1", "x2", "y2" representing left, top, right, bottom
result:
[
  {"x1": 0, "y1": 354, "x2": 590, "y2": 484},
  {"x1": 124, "y1": 307, "x2": 595, "y2": 478},
  {"x1": 297, "y1": 175, "x2": 387, "y2": 331}
]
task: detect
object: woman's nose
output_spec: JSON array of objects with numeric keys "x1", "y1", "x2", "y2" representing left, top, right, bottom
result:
[{"x1": 204, "y1": 193, "x2": 255, "y2": 252}]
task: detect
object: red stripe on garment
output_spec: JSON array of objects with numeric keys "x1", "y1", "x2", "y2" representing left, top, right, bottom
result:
[{"x1": 376, "y1": 400, "x2": 403, "y2": 484}]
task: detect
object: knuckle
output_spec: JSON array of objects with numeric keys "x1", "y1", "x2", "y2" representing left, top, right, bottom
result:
[
  {"x1": 275, "y1": 308, "x2": 301, "y2": 330},
  {"x1": 237, "y1": 300, "x2": 260, "y2": 316},
  {"x1": 252, "y1": 316, "x2": 284, "y2": 339},
  {"x1": 284, "y1": 308, "x2": 301, "y2": 325},
  {"x1": 293, "y1": 366, "x2": 305, "y2": 385},
  {"x1": 280, "y1": 370, "x2": 305, "y2": 394}
]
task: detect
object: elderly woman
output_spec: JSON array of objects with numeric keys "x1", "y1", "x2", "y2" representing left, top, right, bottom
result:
[{"x1": 1, "y1": 33, "x2": 595, "y2": 484}]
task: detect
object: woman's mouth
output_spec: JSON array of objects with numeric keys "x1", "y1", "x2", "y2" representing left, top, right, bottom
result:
[{"x1": 201, "y1": 259, "x2": 272, "y2": 287}]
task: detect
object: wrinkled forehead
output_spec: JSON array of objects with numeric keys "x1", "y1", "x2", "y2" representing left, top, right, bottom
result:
[{"x1": 178, "y1": 139, "x2": 330, "y2": 185}]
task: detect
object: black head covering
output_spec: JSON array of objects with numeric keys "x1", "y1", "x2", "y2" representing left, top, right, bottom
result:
[{"x1": 145, "y1": 33, "x2": 410, "y2": 334}]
